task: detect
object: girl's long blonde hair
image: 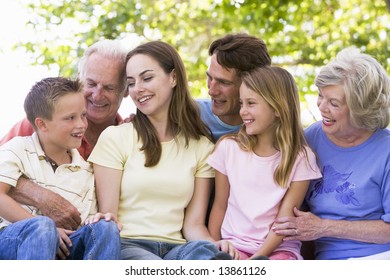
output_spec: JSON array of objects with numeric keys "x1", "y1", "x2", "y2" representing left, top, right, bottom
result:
[{"x1": 234, "y1": 66, "x2": 308, "y2": 188}]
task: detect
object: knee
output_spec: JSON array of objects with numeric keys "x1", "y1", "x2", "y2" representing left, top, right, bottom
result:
[
  {"x1": 91, "y1": 220, "x2": 119, "y2": 238},
  {"x1": 25, "y1": 216, "x2": 58, "y2": 241},
  {"x1": 29, "y1": 216, "x2": 56, "y2": 232},
  {"x1": 189, "y1": 240, "x2": 218, "y2": 252}
]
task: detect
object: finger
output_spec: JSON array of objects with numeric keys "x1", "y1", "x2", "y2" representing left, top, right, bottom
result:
[
  {"x1": 234, "y1": 251, "x2": 240, "y2": 260},
  {"x1": 274, "y1": 216, "x2": 294, "y2": 223},
  {"x1": 218, "y1": 242, "x2": 227, "y2": 252},
  {"x1": 117, "y1": 221, "x2": 123, "y2": 231},
  {"x1": 58, "y1": 238, "x2": 70, "y2": 259},
  {"x1": 61, "y1": 232, "x2": 73, "y2": 248},
  {"x1": 56, "y1": 248, "x2": 66, "y2": 260},
  {"x1": 293, "y1": 207, "x2": 303, "y2": 216},
  {"x1": 273, "y1": 229, "x2": 296, "y2": 236}
]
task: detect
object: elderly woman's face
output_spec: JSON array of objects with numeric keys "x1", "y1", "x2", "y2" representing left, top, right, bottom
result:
[{"x1": 316, "y1": 85, "x2": 354, "y2": 139}]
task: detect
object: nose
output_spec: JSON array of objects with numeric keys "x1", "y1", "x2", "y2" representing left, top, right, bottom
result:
[
  {"x1": 91, "y1": 85, "x2": 104, "y2": 99},
  {"x1": 208, "y1": 80, "x2": 219, "y2": 97},
  {"x1": 77, "y1": 115, "x2": 88, "y2": 130},
  {"x1": 239, "y1": 105, "x2": 247, "y2": 116},
  {"x1": 131, "y1": 80, "x2": 145, "y2": 94},
  {"x1": 317, "y1": 98, "x2": 327, "y2": 112}
]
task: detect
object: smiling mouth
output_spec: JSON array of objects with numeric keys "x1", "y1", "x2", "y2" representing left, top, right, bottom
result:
[
  {"x1": 71, "y1": 132, "x2": 84, "y2": 138},
  {"x1": 243, "y1": 119, "x2": 254, "y2": 124},
  {"x1": 322, "y1": 116, "x2": 336, "y2": 125},
  {"x1": 89, "y1": 101, "x2": 107, "y2": 108},
  {"x1": 138, "y1": 95, "x2": 152, "y2": 103}
]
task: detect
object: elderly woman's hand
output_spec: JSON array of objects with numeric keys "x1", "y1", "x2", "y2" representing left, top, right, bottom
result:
[{"x1": 272, "y1": 207, "x2": 325, "y2": 241}]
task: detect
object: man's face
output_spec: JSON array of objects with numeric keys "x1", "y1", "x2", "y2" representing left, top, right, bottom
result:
[
  {"x1": 206, "y1": 54, "x2": 242, "y2": 125},
  {"x1": 82, "y1": 52, "x2": 125, "y2": 126}
]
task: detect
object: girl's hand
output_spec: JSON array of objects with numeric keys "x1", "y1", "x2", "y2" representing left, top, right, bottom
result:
[{"x1": 215, "y1": 240, "x2": 240, "y2": 260}]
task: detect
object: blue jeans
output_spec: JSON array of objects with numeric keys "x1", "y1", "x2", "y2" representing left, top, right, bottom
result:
[
  {"x1": 0, "y1": 216, "x2": 58, "y2": 260},
  {"x1": 67, "y1": 219, "x2": 120, "y2": 260},
  {"x1": 120, "y1": 238, "x2": 219, "y2": 260}
]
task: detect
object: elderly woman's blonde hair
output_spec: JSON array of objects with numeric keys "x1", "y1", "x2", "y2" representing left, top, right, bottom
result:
[{"x1": 315, "y1": 46, "x2": 390, "y2": 130}]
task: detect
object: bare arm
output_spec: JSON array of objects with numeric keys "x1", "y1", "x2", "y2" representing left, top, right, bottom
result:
[
  {"x1": 93, "y1": 164, "x2": 121, "y2": 216},
  {"x1": 274, "y1": 208, "x2": 390, "y2": 244},
  {"x1": 8, "y1": 176, "x2": 81, "y2": 230},
  {"x1": 208, "y1": 171, "x2": 229, "y2": 241},
  {"x1": 253, "y1": 180, "x2": 309, "y2": 258},
  {"x1": 182, "y1": 177, "x2": 214, "y2": 242},
  {"x1": 0, "y1": 182, "x2": 32, "y2": 222}
]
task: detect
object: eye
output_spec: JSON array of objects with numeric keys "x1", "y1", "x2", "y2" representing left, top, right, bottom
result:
[{"x1": 87, "y1": 82, "x2": 96, "y2": 88}]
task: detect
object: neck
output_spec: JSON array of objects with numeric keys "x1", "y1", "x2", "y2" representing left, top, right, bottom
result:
[
  {"x1": 148, "y1": 115, "x2": 174, "y2": 142},
  {"x1": 219, "y1": 114, "x2": 243, "y2": 126},
  {"x1": 253, "y1": 133, "x2": 277, "y2": 157},
  {"x1": 328, "y1": 129, "x2": 374, "y2": 148},
  {"x1": 43, "y1": 147, "x2": 72, "y2": 166}
]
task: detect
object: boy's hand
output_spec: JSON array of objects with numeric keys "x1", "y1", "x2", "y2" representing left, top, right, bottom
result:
[{"x1": 56, "y1": 227, "x2": 75, "y2": 260}]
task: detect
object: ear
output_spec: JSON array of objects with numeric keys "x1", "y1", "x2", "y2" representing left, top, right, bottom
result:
[
  {"x1": 170, "y1": 70, "x2": 177, "y2": 88},
  {"x1": 35, "y1": 117, "x2": 48, "y2": 132}
]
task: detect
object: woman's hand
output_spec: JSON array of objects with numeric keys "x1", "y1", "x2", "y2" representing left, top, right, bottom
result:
[
  {"x1": 272, "y1": 207, "x2": 324, "y2": 241},
  {"x1": 84, "y1": 212, "x2": 123, "y2": 231}
]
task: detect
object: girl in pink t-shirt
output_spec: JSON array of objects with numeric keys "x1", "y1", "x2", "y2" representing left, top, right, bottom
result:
[{"x1": 208, "y1": 66, "x2": 321, "y2": 260}]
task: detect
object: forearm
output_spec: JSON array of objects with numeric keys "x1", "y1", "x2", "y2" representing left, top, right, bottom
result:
[
  {"x1": 8, "y1": 176, "x2": 81, "y2": 230},
  {"x1": 183, "y1": 223, "x2": 215, "y2": 243},
  {"x1": 0, "y1": 193, "x2": 33, "y2": 222},
  {"x1": 8, "y1": 176, "x2": 47, "y2": 208},
  {"x1": 208, "y1": 207, "x2": 224, "y2": 240},
  {"x1": 319, "y1": 219, "x2": 390, "y2": 244},
  {"x1": 254, "y1": 231, "x2": 283, "y2": 257}
]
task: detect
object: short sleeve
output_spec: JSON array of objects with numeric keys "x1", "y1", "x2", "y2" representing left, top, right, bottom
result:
[
  {"x1": 0, "y1": 138, "x2": 26, "y2": 187},
  {"x1": 195, "y1": 136, "x2": 215, "y2": 178},
  {"x1": 207, "y1": 138, "x2": 228, "y2": 175},
  {"x1": 290, "y1": 146, "x2": 322, "y2": 184}
]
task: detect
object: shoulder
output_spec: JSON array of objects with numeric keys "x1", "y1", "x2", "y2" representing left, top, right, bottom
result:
[
  {"x1": 304, "y1": 121, "x2": 323, "y2": 146},
  {"x1": 188, "y1": 134, "x2": 214, "y2": 150},
  {"x1": 102, "y1": 122, "x2": 135, "y2": 136},
  {"x1": 304, "y1": 121, "x2": 322, "y2": 136},
  {"x1": 196, "y1": 99, "x2": 212, "y2": 111}
]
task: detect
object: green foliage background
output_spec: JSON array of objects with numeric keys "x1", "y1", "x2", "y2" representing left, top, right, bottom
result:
[{"x1": 17, "y1": 0, "x2": 390, "y2": 124}]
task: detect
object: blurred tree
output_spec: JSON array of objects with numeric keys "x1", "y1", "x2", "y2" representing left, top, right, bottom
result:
[{"x1": 18, "y1": 0, "x2": 390, "y2": 124}]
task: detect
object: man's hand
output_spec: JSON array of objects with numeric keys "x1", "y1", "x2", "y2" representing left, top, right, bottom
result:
[
  {"x1": 39, "y1": 192, "x2": 81, "y2": 230},
  {"x1": 9, "y1": 176, "x2": 81, "y2": 230},
  {"x1": 121, "y1": 113, "x2": 135, "y2": 124}
]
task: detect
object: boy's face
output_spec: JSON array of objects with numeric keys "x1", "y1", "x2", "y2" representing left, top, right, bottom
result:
[{"x1": 42, "y1": 92, "x2": 88, "y2": 150}]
